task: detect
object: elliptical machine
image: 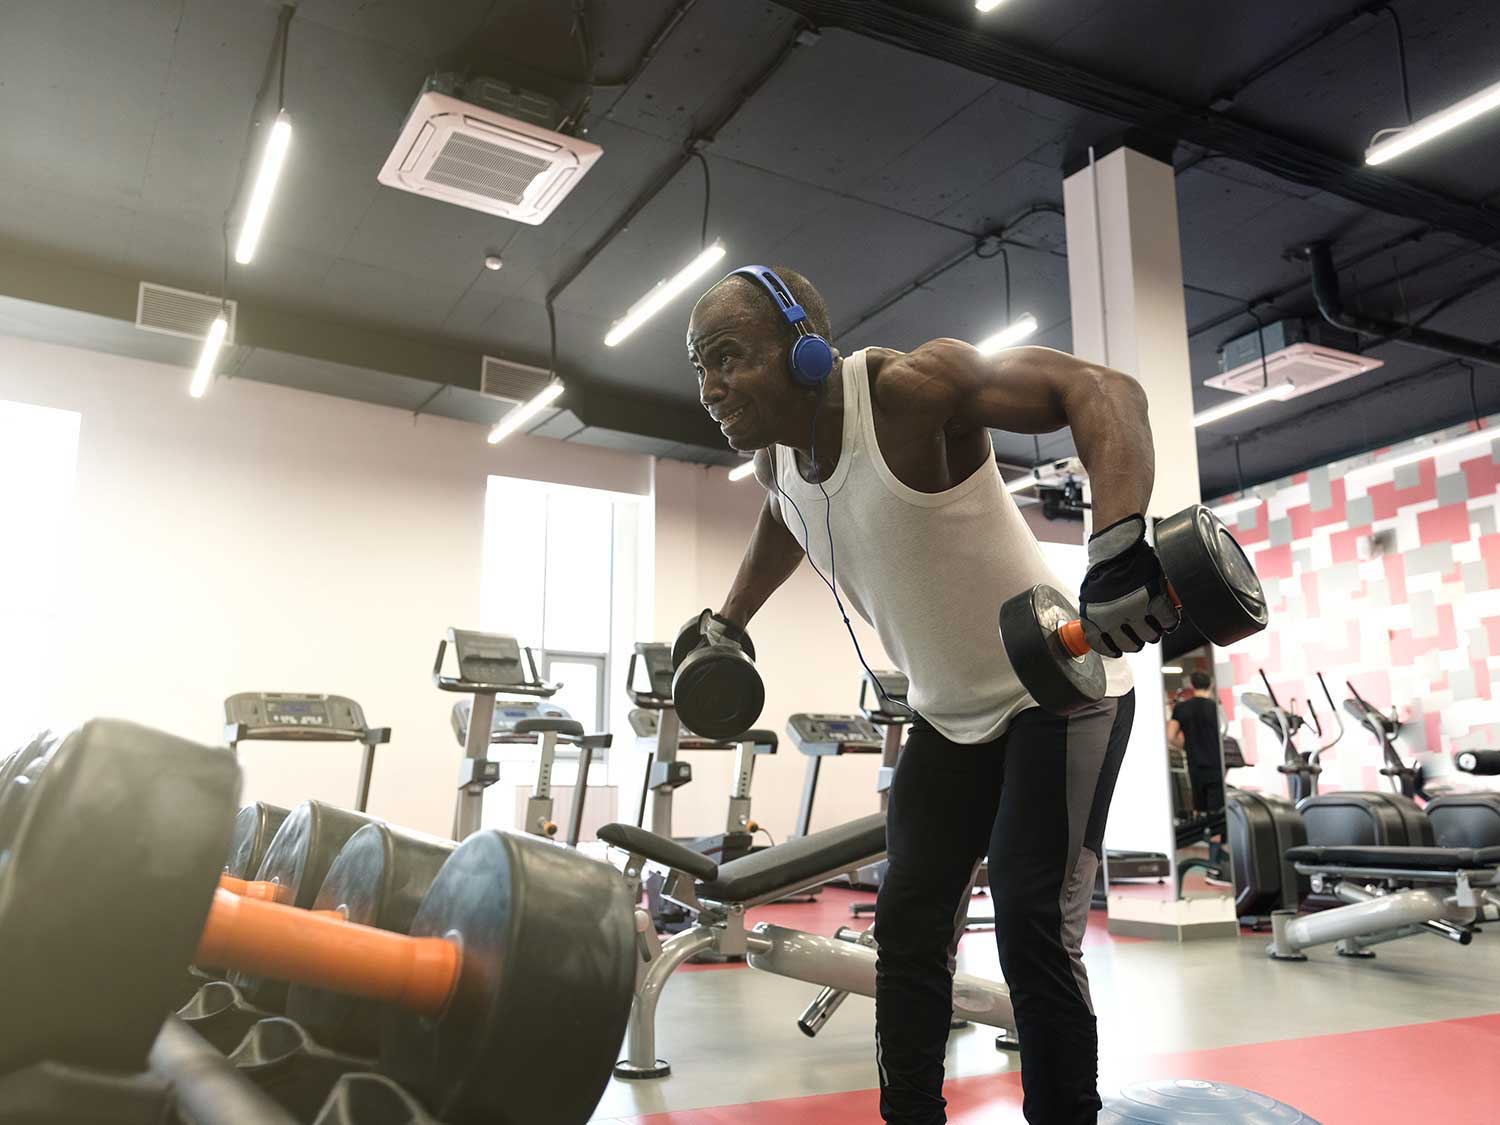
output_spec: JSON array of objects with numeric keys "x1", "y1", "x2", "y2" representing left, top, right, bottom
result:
[
  {"x1": 1239, "y1": 669, "x2": 1343, "y2": 804},
  {"x1": 1343, "y1": 681, "x2": 1422, "y2": 800}
]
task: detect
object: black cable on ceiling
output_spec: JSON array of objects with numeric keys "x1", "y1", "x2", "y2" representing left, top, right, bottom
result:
[
  {"x1": 1466, "y1": 362, "x2": 1480, "y2": 424},
  {"x1": 1244, "y1": 306, "x2": 1271, "y2": 390},
  {"x1": 560, "y1": 0, "x2": 596, "y2": 135},
  {"x1": 693, "y1": 151, "x2": 711, "y2": 249},
  {"x1": 1208, "y1": 1, "x2": 1387, "y2": 109},
  {"x1": 277, "y1": 7, "x2": 290, "y2": 111},
  {"x1": 1233, "y1": 437, "x2": 1246, "y2": 496},
  {"x1": 1380, "y1": 4, "x2": 1414, "y2": 126},
  {"x1": 546, "y1": 23, "x2": 807, "y2": 312}
]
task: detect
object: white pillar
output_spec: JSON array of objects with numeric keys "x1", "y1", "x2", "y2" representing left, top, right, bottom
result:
[{"x1": 1063, "y1": 142, "x2": 1199, "y2": 908}]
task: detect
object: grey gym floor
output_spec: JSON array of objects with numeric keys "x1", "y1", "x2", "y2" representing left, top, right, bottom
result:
[{"x1": 588, "y1": 889, "x2": 1500, "y2": 1123}]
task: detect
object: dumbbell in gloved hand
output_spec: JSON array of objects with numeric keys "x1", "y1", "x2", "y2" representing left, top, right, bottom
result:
[
  {"x1": 671, "y1": 608, "x2": 765, "y2": 740},
  {"x1": 1000, "y1": 505, "x2": 1269, "y2": 715}
]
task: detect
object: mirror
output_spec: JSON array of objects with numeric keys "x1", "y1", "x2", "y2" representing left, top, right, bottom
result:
[{"x1": 1163, "y1": 644, "x2": 1232, "y2": 905}]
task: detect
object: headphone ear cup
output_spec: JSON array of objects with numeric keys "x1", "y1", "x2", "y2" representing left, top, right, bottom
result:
[{"x1": 790, "y1": 335, "x2": 835, "y2": 386}]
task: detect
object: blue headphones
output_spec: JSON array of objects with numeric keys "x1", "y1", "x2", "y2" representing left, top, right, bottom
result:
[{"x1": 730, "y1": 265, "x2": 835, "y2": 387}]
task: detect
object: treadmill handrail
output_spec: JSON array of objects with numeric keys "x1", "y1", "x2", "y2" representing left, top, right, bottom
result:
[{"x1": 225, "y1": 722, "x2": 391, "y2": 745}]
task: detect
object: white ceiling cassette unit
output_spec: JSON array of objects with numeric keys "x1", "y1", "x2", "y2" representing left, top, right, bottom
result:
[
  {"x1": 379, "y1": 76, "x2": 602, "y2": 225},
  {"x1": 1207, "y1": 319, "x2": 1383, "y2": 397}
]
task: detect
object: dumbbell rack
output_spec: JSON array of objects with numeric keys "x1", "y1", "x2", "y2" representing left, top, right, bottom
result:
[{"x1": 0, "y1": 980, "x2": 448, "y2": 1123}]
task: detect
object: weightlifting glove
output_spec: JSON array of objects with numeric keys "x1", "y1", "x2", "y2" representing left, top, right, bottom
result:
[
  {"x1": 701, "y1": 609, "x2": 751, "y2": 653},
  {"x1": 1078, "y1": 515, "x2": 1180, "y2": 658}
]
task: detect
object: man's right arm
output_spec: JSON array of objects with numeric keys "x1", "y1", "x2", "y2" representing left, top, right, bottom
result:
[{"x1": 717, "y1": 449, "x2": 805, "y2": 628}]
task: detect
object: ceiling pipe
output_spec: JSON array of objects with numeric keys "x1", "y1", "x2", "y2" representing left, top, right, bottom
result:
[{"x1": 1305, "y1": 241, "x2": 1500, "y2": 369}]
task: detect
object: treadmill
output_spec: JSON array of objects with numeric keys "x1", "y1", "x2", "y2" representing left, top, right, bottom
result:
[{"x1": 223, "y1": 693, "x2": 390, "y2": 812}]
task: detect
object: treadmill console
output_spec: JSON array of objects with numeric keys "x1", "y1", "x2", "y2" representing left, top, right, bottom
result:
[
  {"x1": 451, "y1": 698, "x2": 570, "y2": 746},
  {"x1": 224, "y1": 693, "x2": 370, "y2": 740},
  {"x1": 787, "y1": 713, "x2": 882, "y2": 756},
  {"x1": 448, "y1": 629, "x2": 526, "y2": 686}
]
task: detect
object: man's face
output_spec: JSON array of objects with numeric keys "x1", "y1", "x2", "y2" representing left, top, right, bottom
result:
[{"x1": 687, "y1": 285, "x2": 798, "y2": 451}]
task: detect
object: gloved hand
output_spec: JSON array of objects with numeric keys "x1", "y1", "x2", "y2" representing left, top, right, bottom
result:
[
  {"x1": 1079, "y1": 515, "x2": 1180, "y2": 657},
  {"x1": 701, "y1": 609, "x2": 751, "y2": 652}
]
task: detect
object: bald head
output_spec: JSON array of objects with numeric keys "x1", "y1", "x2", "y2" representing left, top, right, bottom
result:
[{"x1": 688, "y1": 267, "x2": 832, "y2": 352}]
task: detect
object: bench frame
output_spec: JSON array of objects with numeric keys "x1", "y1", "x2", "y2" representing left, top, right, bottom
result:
[
  {"x1": 1269, "y1": 860, "x2": 1500, "y2": 960},
  {"x1": 609, "y1": 837, "x2": 1018, "y2": 1079}
]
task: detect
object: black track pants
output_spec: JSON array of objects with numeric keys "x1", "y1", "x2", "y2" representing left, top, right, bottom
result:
[{"x1": 873, "y1": 693, "x2": 1134, "y2": 1125}]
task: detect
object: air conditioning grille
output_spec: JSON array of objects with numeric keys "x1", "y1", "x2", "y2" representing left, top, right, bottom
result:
[{"x1": 427, "y1": 134, "x2": 551, "y2": 205}]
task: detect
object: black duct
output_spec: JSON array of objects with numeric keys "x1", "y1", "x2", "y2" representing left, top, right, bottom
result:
[{"x1": 1305, "y1": 242, "x2": 1500, "y2": 369}]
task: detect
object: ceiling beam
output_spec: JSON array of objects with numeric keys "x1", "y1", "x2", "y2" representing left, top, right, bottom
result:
[{"x1": 771, "y1": 0, "x2": 1500, "y2": 247}]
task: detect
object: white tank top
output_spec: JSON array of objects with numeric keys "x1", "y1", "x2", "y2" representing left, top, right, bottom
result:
[{"x1": 774, "y1": 349, "x2": 1130, "y2": 744}]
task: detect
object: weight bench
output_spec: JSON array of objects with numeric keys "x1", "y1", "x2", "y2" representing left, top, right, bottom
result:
[
  {"x1": 599, "y1": 814, "x2": 1018, "y2": 1079},
  {"x1": 1269, "y1": 844, "x2": 1500, "y2": 960}
]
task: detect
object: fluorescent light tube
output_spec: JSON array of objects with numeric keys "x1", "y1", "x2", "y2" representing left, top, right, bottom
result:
[
  {"x1": 605, "y1": 243, "x2": 727, "y2": 347},
  {"x1": 189, "y1": 315, "x2": 229, "y2": 398},
  {"x1": 1346, "y1": 426, "x2": 1497, "y2": 484},
  {"x1": 975, "y1": 0, "x2": 1007, "y2": 11},
  {"x1": 1162, "y1": 666, "x2": 1184, "y2": 674},
  {"x1": 1210, "y1": 496, "x2": 1262, "y2": 520},
  {"x1": 728, "y1": 460, "x2": 756, "y2": 482},
  {"x1": 1366, "y1": 76, "x2": 1500, "y2": 166},
  {"x1": 1192, "y1": 381, "x2": 1295, "y2": 428},
  {"x1": 487, "y1": 381, "x2": 564, "y2": 445},
  {"x1": 234, "y1": 112, "x2": 292, "y2": 265},
  {"x1": 976, "y1": 313, "x2": 1038, "y2": 356}
]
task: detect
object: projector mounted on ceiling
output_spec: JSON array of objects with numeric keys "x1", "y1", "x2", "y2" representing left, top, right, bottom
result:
[
  {"x1": 1207, "y1": 319, "x2": 1383, "y2": 397},
  {"x1": 378, "y1": 74, "x2": 602, "y2": 225}
]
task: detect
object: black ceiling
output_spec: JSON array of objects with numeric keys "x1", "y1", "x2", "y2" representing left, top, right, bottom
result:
[{"x1": 1, "y1": 0, "x2": 1496, "y2": 495}]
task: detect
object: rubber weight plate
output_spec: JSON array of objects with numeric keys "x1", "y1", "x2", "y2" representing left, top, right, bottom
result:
[
  {"x1": 380, "y1": 830, "x2": 636, "y2": 1125},
  {"x1": 1099, "y1": 1079, "x2": 1320, "y2": 1122},
  {"x1": 224, "y1": 801, "x2": 290, "y2": 879},
  {"x1": 1000, "y1": 584, "x2": 1108, "y2": 715},
  {"x1": 0, "y1": 732, "x2": 59, "y2": 855},
  {"x1": 1155, "y1": 506, "x2": 1269, "y2": 646},
  {"x1": 0, "y1": 720, "x2": 239, "y2": 1074},
  {"x1": 285, "y1": 822, "x2": 456, "y2": 1054},
  {"x1": 232, "y1": 800, "x2": 382, "y2": 1010}
]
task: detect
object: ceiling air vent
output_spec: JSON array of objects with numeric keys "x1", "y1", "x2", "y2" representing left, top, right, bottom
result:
[
  {"x1": 1207, "y1": 319, "x2": 1381, "y2": 397},
  {"x1": 480, "y1": 356, "x2": 552, "y2": 405},
  {"x1": 379, "y1": 76, "x2": 602, "y2": 225},
  {"x1": 136, "y1": 282, "x2": 236, "y2": 344}
]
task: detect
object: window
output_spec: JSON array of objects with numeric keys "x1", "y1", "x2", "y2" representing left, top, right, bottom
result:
[
  {"x1": 0, "y1": 400, "x2": 82, "y2": 749},
  {"x1": 480, "y1": 475, "x2": 649, "y2": 746}
]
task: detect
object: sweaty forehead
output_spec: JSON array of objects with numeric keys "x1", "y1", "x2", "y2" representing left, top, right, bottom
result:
[{"x1": 687, "y1": 283, "x2": 762, "y2": 352}]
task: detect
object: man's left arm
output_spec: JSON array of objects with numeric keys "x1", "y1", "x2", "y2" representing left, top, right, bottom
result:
[{"x1": 916, "y1": 339, "x2": 1179, "y2": 656}]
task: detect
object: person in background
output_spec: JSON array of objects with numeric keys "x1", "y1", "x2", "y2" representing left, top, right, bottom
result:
[{"x1": 1167, "y1": 671, "x2": 1224, "y2": 816}]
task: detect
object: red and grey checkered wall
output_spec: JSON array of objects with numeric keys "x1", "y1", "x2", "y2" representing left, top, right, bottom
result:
[{"x1": 1212, "y1": 417, "x2": 1500, "y2": 796}]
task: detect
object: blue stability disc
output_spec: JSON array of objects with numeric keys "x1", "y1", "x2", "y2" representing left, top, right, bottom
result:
[{"x1": 1099, "y1": 1080, "x2": 1321, "y2": 1123}]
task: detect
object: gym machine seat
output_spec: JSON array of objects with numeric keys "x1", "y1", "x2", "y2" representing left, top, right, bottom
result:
[{"x1": 1426, "y1": 793, "x2": 1500, "y2": 848}]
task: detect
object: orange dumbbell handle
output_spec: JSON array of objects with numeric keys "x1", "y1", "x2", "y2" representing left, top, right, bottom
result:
[
  {"x1": 195, "y1": 888, "x2": 460, "y2": 1017},
  {"x1": 1056, "y1": 584, "x2": 1182, "y2": 659},
  {"x1": 219, "y1": 875, "x2": 281, "y2": 901}
]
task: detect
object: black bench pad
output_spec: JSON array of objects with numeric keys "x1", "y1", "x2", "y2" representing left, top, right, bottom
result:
[
  {"x1": 1287, "y1": 844, "x2": 1500, "y2": 870},
  {"x1": 597, "y1": 823, "x2": 719, "y2": 881},
  {"x1": 698, "y1": 814, "x2": 886, "y2": 904}
]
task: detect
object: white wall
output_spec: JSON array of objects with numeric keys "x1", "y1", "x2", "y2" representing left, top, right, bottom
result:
[{"x1": 0, "y1": 333, "x2": 650, "y2": 835}]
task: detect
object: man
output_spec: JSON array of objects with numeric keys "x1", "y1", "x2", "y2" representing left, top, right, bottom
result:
[
  {"x1": 1168, "y1": 671, "x2": 1226, "y2": 816},
  {"x1": 685, "y1": 265, "x2": 1175, "y2": 1125}
]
